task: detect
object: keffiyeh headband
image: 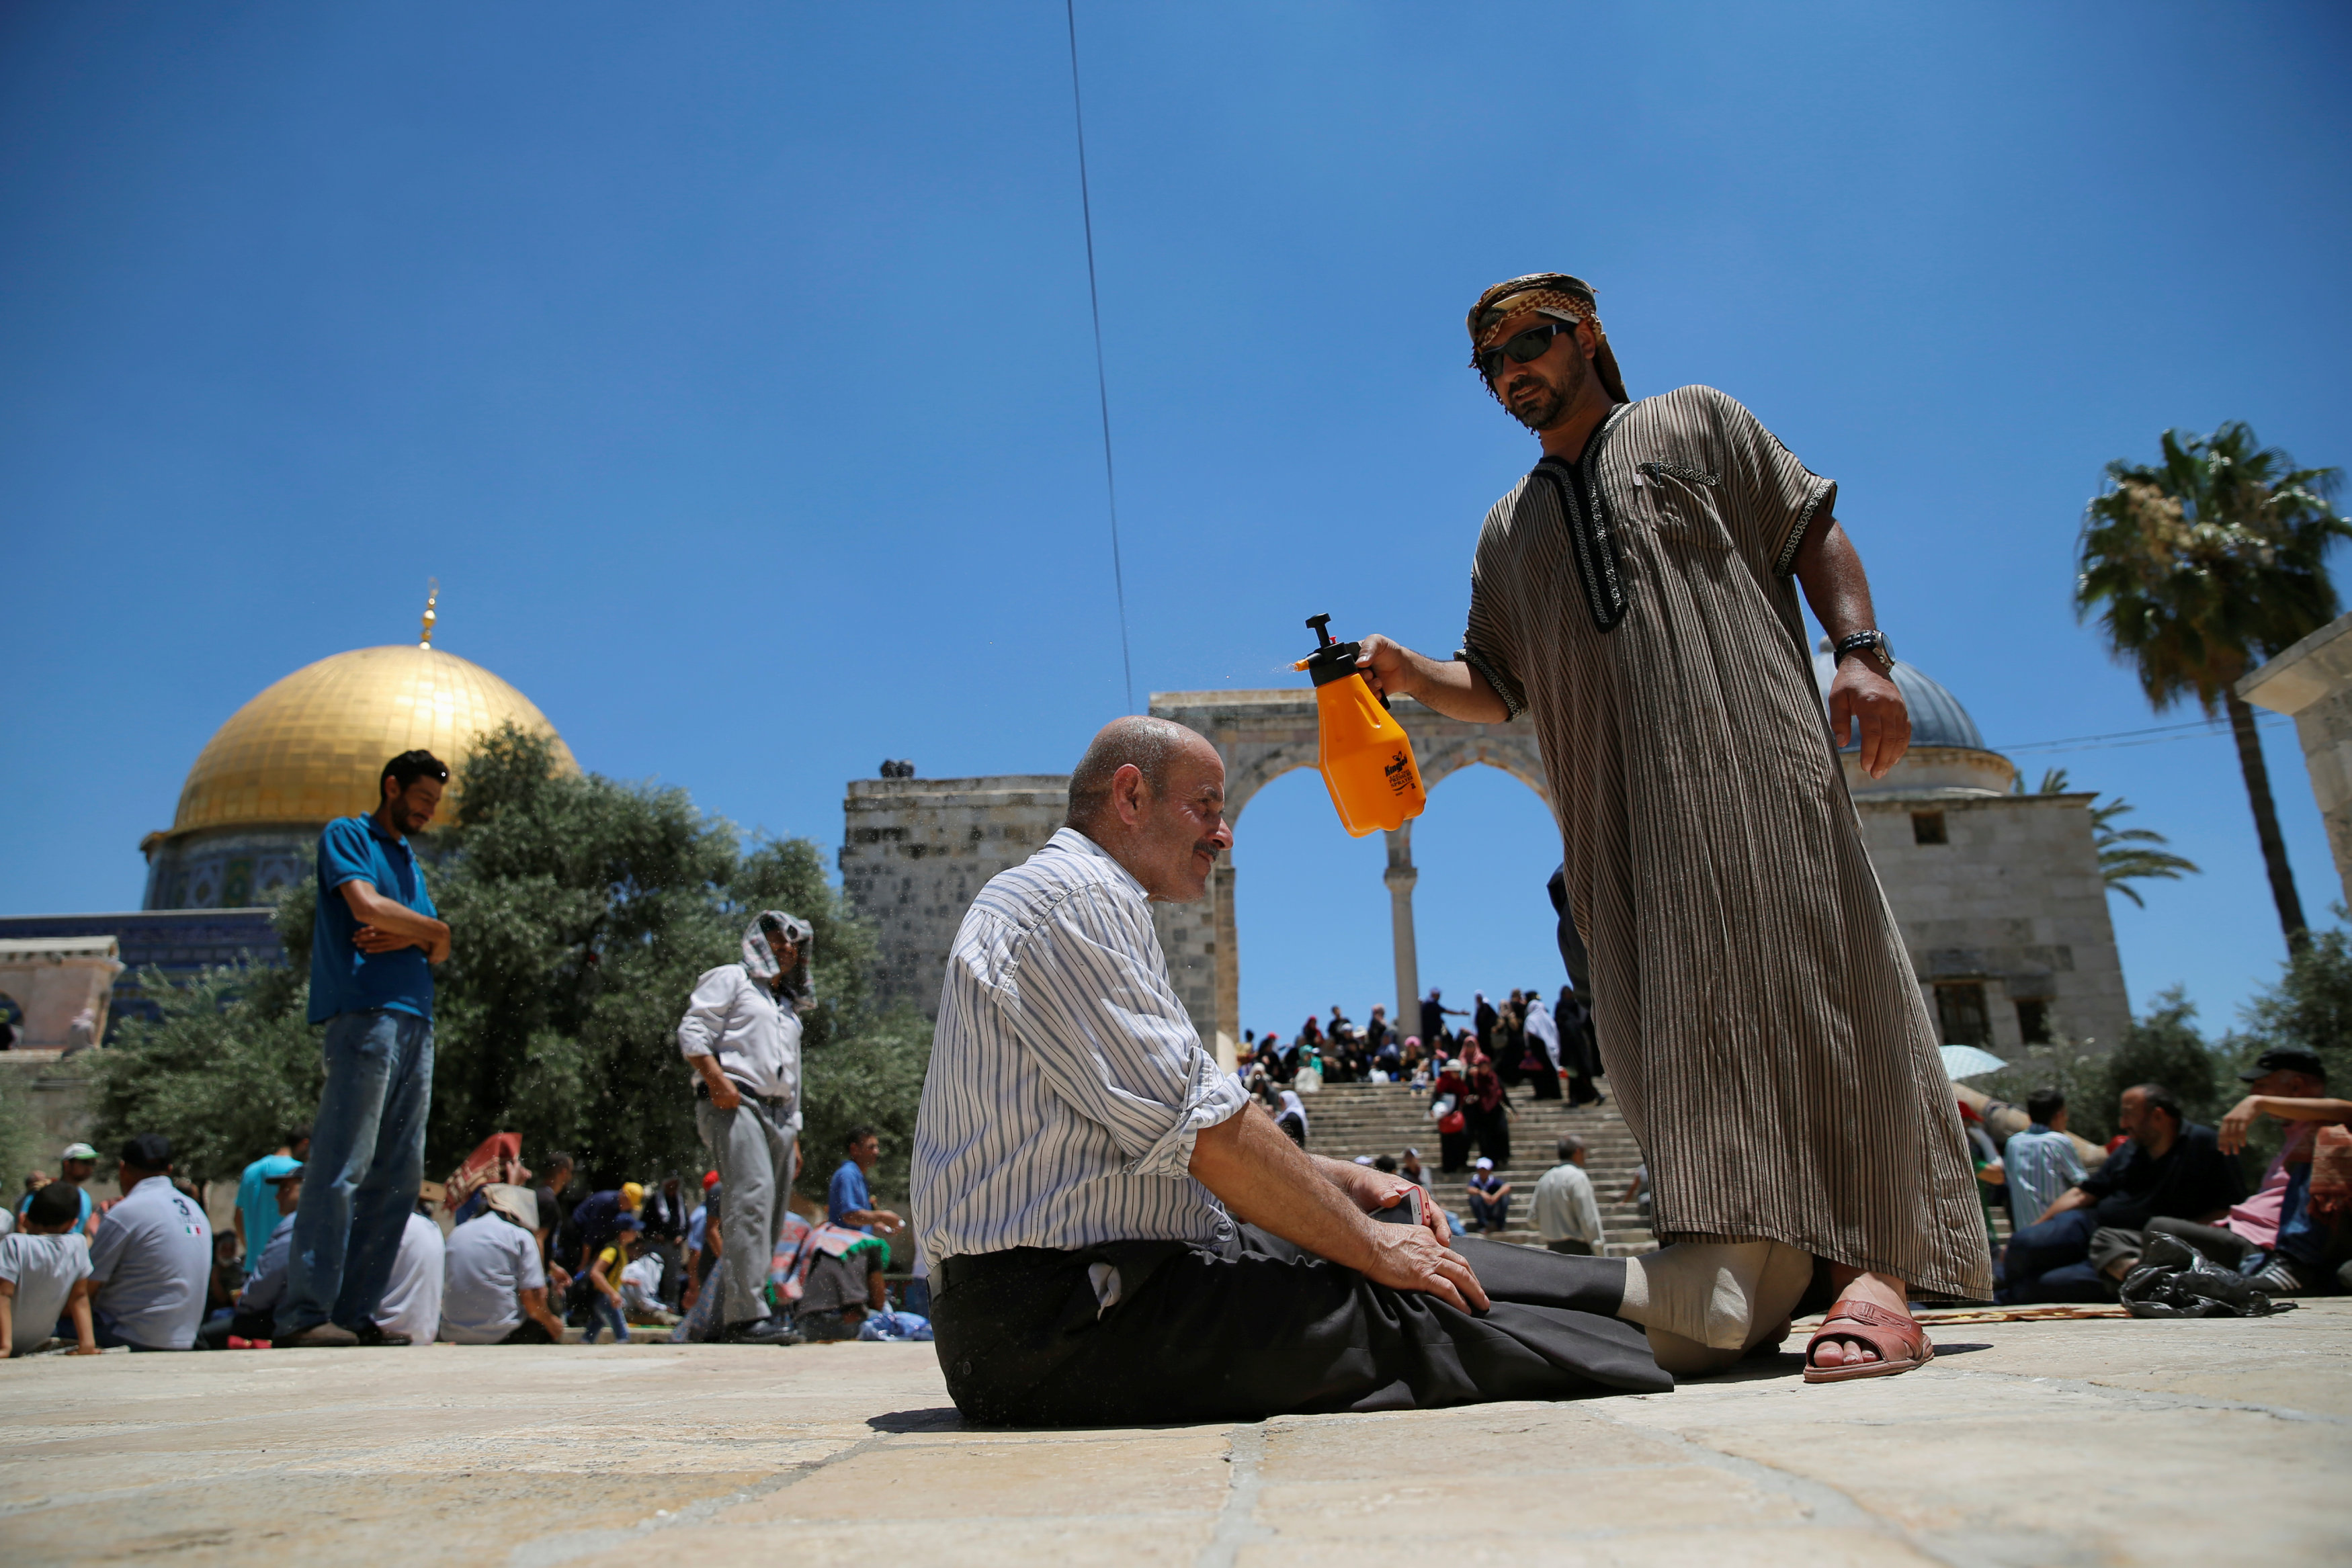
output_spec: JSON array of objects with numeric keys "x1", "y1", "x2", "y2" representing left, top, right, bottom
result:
[
  {"x1": 743, "y1": 910, "x2": 814, "y2": 1000},
  {"x1": 1466, "y1": 272, "x2": 1630, "y2": 404}
]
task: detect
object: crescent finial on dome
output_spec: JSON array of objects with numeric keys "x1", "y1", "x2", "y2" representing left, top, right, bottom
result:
[{"x1": 419, "y1": 579, "x2": 439, "y2": 650}]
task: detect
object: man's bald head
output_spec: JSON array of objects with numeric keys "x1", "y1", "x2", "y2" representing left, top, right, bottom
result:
[
  {"x1": 1064, "y1": 717, "x2": 1232, "y2": 902},
  {"x1": 1066, "y1": 717, "x2": 1207, "y2": 834}
]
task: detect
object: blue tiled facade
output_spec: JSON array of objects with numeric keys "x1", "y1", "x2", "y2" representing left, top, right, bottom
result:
[{"x1": 0, "y1": 909, "x2": 286, "y2": 1038}]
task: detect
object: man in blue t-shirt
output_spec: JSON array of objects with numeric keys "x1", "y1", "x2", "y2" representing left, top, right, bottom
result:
[
  {"x1": 826, "y1": 1126, "x2": 904, "y2": 1237},
  {"x1": 278, "y1": 749, "x2": 454, "y2": 1349}
]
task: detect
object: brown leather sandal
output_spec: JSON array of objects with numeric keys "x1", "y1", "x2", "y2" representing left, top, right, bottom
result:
[{"x1": 1802, "y1": 1298, "x2": 1934, "y2": 1384}]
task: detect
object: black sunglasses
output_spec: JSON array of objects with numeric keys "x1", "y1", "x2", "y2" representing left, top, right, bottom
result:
[{"x1": 1475, "y1": 320, "x2": 1574, "y2": 380}]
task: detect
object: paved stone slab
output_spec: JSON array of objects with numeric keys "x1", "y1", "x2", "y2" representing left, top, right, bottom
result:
[{"x1": 4, "y1": 1305, "x2": 2346, "y2": 1565}]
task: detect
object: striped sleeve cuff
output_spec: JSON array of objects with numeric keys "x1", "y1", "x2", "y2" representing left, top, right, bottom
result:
[
  {"x1": 1125, "y1": 1061, "x2": 1251, "y2": 1180},
  {"x1": 1457, "y1": 644, "x2": 1527, "y2": 721}
]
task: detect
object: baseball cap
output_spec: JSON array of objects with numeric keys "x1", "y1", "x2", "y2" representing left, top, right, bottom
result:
[
  {"x1": 702, "y1": 1171, "x2": 720, "y2": 1190},
  {"x1": 1474, "y1": 1157, "x2": 1495, "y2": 1171},
  {"x1": 119, "y1": 1133, "x2": 172, "y2": 1170},
  {"x1": 1353, "y1": 1155, "x2": 1375, "y2": 1166},
  {"x1": 60, "y1": 1142, "x2": 98, "y2": 1162},
  {"x1": 620, "y1": 1181, "x2": 645, "y2": 1209},
  {"x1": 2240, "y1": 1046, "x2": 2326, "y2": 1082},
  {"x1": 264, "y1": 1163, "x2": 305, "y2": 1184},
  {"x1": 614, "y1": 1211, "x2": 642, "y2": 1231}
]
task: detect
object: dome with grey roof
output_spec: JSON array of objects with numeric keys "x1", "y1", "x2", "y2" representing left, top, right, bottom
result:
[{"x1": 1812, "y1": 640, "x2": 1987, "y2": 752}]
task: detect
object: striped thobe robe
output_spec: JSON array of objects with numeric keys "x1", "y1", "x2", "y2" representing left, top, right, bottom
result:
[{"x1": 1460, "y1": 384, "x2": 1992, "y2": 1299}]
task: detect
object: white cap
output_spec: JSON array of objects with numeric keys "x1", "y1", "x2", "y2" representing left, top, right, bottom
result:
[
  {"x1": 1353, "y1": 1155, "x2": 1374, "y2": 1166},
  {"x1": 1474, "y1": 1157, "x2": 1494, "y2": 1170}
]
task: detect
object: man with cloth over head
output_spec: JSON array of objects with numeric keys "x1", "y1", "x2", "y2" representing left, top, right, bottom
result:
[
  {"x1": 1351, "y1": 275, "x2": 1992, "y2": 1382},
  {"x1": 914, "y1": 717, "x2": 1671, "y2": 1426},
  {"x1": 676, "y1": 911, "x2": 813, "y2": 1346}
]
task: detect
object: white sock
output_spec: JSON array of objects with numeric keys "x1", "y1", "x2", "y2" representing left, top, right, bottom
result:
[{"x1": 1620, "y1": 1240, "x2": 1812, "y2": 1352}]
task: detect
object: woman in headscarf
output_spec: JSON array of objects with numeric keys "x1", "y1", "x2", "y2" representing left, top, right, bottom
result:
[
  {"x1": 1274, "y1": 1090, "x2": 1309, "y2": 1149},
  {"x1": 1468, "y1": 1053, "x2": 1512, "y2": 1170},
  {"x1": 1431, "y1": 1058, "x2": 1472, "y2": 1173}
]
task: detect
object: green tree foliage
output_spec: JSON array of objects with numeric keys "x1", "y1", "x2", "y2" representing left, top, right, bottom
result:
[
  {"x1": 1979, "y1": 986, "x2": 2223, "y2": 1145},
  {"x1": 92, "y1": 890, "x2": 323, "y2": 1186},
  {"x1": 95, "y1": 726, "x2": 931, "y2": 1195},
  {"x1": 2031, "y1": 768, "x2": 2199, "y2": 908},
  {"x1": 2230, "y1": 923, "x2": 2352, "y2": 1090},
  {"x1": 2075, "y1": 423, "x2": 2348, "y2": 947}
]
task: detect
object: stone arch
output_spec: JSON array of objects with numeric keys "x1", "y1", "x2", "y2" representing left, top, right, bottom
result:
[{"x1": 1149, "y1": 689, "x2": 1550, "y2": 1063}]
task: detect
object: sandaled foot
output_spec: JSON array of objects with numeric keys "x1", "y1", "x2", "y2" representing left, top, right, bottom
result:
[{"x1": 1803, "y1": 1299, "x2": 1933, "y2": 1384}]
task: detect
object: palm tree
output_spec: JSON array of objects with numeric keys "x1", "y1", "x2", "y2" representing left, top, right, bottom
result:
[
  {"x1": 2032, "y1": 768, "x2": 2200, "y2": 907},
  {"x1": 2076, "y1": 423, "x2": 2348, "y2": 949}
]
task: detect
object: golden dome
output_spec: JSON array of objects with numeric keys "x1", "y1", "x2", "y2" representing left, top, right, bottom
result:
[{"x1": 168, "y1": 644, "x2": 576, "y2": 837}]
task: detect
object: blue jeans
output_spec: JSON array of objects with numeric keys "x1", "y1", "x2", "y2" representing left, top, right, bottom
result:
[
  {"x1": 1469, "y1": 1193, "x2": 1511, "y2": 1231},
  {"x1": 585, "y1": 1296, "x2": 630, "y2": 1344},
  {"x1": 278, "y1": 1009, "x2": 433, "y2": 1335},
  {"x1": 1999, "y1": 1208, "x2": 2112, "y2": 1303}
]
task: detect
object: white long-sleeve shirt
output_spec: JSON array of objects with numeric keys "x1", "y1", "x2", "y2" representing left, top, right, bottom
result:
[
  {"x1": 1531, "y1": 1161, "x2": 1604, "y2": 1248},
  {"x1": 677, "y1": 963, "x2": 804, "y2": 1108},
  {"x1": 913, "y1": 829, "x2": 1248, "y2": 1260}
]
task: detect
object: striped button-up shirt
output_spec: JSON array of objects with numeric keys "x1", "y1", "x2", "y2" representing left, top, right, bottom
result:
[
  {"x1": 2001, "y1": 1125, "x2": 2087, "y2": 1228},
  {"x1": 913, "y1": 828, "x2": 1247, "y2": 1260}
]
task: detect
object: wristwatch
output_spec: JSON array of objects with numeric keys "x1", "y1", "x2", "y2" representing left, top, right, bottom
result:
[{"x1": 1834, "y1": 629, "x2": 1894, "y2": 673}]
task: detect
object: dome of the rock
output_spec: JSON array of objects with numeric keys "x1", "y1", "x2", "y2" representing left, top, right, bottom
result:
[
  {"x1": 169, "y1": 644, "x2": 573, "y2": 834},
  {"x1": 142, "y1": 634, "x2": 574, "y2": 910}
]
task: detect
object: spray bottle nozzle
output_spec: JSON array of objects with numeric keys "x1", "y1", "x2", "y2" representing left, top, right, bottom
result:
[{"x1": 1306, "y1": 613, "x2": 1334, "y2": 648}]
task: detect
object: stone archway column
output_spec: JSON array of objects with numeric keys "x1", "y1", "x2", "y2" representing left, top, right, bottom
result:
[
  {"x1": 1383, "y1": 824, "x2": 1419, "y2": 1042},
  {"x1": 1213, "y1": 849, "x2": 1239, "y2": 1068}
]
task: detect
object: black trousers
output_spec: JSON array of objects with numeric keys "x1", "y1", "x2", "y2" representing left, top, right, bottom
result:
[{"x1": 931, "y1": 1227, "x2": 1665, "y2": 1426}]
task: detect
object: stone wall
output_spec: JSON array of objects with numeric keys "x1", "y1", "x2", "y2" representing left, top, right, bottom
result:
[
  {"x1": 1854, "y1": 791, "x2": 2131, "y2": 1053},
  {"x1": 2240, "y1": 611, "x2": 2352, "y2": 912},
  {"x1": 838, "y1": 774, "x2": 1225, "y2": 1053}
]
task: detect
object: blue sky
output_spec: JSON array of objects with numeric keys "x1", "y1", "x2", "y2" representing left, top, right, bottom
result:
[{"x1": 5, "y1": 3, "x2": 2349, "y2": 1046}]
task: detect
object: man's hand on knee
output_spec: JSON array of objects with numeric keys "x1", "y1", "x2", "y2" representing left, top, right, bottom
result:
[
  {"x1": 1190, "y1": 1104, "x2": 1489, "y2": 1313},
  {"x1": 1361, "y1": 1223, "x2": 1490, "y2": 1313},
  {"x1": 1318, "y1": 1156, "x2": 1452, "y2": 1246}
]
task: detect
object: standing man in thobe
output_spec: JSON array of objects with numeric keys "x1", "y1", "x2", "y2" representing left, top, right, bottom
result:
[
  {"x1": 279, "y1": 750, "x2": 452, "y2": 1348},
  {"x1": 1355, "y1": 274, "x2": 1990, "y2": 1380},
  {"x1": 676, "y1": 911, "x2": 811, "y2": 1345}
]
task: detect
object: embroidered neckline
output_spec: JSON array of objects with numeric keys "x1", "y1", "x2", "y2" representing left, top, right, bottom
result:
[{"x1": 1531, "y1": 404, "x2": 1633, "y2": 634}]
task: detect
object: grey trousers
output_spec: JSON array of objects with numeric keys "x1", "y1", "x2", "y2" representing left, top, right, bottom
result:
[{"x1": 695, "y1": 1094, "x2": 798, "y2": 1327}]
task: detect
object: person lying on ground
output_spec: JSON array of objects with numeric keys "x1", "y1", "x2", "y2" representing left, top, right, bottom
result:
[{"x1": 1, "y1": 1176, "x2": 98, "y2": 1356}]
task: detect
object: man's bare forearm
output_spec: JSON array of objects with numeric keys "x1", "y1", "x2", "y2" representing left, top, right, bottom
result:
[
  {"x1": 1791, "y1": 515, "x2": 1878, "y2": 642},
  {"x1": 1353, "y1": 636, "x2": 1511, "y2": 724},
  {"x1": 1190, "y1": 1104, "x2": 1382, "y2": 1272},
  {"x1": 340, "y1": 881, "x2": 452, "y2": 959}
]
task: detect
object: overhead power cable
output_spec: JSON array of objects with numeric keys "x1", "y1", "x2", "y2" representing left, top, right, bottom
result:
[
  {"x1": 1065, "y1": 0, "x2": 1135, "y2": 712},
  {"x1": 1990, "y1": 711, "x2": 2290, "y2": 756}
]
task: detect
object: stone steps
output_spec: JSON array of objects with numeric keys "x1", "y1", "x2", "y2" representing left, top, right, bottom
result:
[{"x1": 1293, "y1": 1081, "x2": 1658, "y2": 1255}]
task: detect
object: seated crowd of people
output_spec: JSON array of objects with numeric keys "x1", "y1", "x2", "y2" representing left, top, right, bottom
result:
[
  {"x1": 1982, "y1": 1047, "x2": 2352, "y2": 1304},
  {"x1": 0, "y1": 1121, "x2": 933, "y2": 1356},
  {"x1": 1236, "y1": 984, "x2": 1601, "y2": 1102}
]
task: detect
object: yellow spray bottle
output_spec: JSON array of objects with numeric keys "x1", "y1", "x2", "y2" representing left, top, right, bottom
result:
[{"x1": 1292, "y1": 613, "x2": 1427, "y2": 836}]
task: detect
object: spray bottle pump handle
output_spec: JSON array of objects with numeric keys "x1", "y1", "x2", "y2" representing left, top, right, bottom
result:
[{"x1": 1306, "y1": 613, "x2": 1334, "y2": 648}]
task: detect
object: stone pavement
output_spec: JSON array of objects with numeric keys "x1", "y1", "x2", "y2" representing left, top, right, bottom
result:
[{"x1": 5, "y1": 1302, "x2": 2347, "y2": 1567}]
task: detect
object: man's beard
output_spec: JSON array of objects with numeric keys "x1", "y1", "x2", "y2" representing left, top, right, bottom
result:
[{"x1": 1501, "y1": 350, "x2": 1587, "y2": 432}]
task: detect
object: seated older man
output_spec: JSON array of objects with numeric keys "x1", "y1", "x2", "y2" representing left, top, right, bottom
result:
[{"x1": 914, "y1": 718, "x2": 1681, "y2": 1428}]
